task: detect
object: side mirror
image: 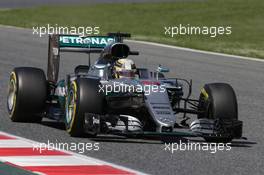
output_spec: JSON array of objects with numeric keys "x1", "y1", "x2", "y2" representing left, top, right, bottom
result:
[{"x1": 157, "y1": 65, "x2": 170, "y2": 73}]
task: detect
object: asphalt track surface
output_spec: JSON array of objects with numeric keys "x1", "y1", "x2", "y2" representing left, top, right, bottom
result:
[{"x1": 0, "y1": 26, "x2": 263, "y2": 175}]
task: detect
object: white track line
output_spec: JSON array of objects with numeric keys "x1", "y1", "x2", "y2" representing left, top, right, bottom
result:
[
  {"x1": 0, "y1": 140, "x2": 34, "y2": 148},
  {"x1": 126, "y1": 40, "x2": 264, "y2": 63},
  {"x1": 1, "y1": 156, "x2": 102, "y2": 166}
]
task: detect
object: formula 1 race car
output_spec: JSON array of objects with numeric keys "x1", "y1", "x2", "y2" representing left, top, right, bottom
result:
[{"x1": 7, "y1": 33, "x2": 243, "y2": 142}]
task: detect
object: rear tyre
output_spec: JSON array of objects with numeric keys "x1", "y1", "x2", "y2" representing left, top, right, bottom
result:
[
  {"x1": 198, "y1": 83, "x2": 238, "y2": 142},
  {"x1": 65, "y1": 78, "x2": 104, "y2": 137},
  {"x1": 7, "y1": 67, "x2": 47, "y2": 122}
]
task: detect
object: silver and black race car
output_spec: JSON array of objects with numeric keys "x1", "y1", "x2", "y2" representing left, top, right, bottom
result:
[{"x1": 7, "y1": 33, "x2": 244, "y2": 142}]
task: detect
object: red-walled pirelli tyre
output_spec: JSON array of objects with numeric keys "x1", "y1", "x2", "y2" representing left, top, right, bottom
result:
[
  {"x1": 7, "y1": 67, "x2": 47, "y2": 122},
  {"x1": 65, "y1": 78, "x2": 104, "y2": 137},
  {"x1": 198, "y1": 83, "x2": 238, "y2": 142}
]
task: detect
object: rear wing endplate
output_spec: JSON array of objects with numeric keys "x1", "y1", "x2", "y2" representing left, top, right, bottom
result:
[{"x1": 47, "y1": 34, "x2": 116, "y2": 82}]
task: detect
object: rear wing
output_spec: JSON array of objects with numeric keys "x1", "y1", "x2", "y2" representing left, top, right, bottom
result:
[
  {"x1": 59, "y1": 35, "x2": 115, "y2": 53},
  {"x1": 47, "y1": 33, "x2": 130, "y2": 82}
]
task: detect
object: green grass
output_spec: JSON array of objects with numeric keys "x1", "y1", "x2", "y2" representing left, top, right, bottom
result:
[{"x1": 0, "y1": 0, "x2": 263, "y2": 58}]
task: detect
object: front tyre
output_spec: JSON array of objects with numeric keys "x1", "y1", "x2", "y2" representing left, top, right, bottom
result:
[
  {"x1": 198, "y1": 83, "x2": 241, "y2": 143},
  {"x1": 198, "y1": 83, "x2": 237, "y2": 120},
  {"x1": 65, "y1": 78, "x2": 104, "y2": 137}
]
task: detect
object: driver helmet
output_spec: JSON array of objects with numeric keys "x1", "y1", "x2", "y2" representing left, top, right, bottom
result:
[{"x1": 114, "y1": 59, "x2": 137, "y2": 78}]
